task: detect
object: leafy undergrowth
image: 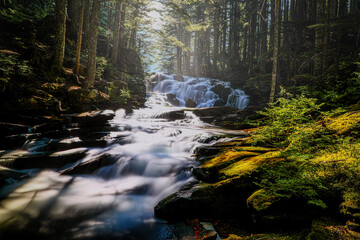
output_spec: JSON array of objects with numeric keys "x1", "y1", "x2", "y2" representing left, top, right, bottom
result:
[{"x1": 199, "y1": 91, "x2": 360, "y2": 238}]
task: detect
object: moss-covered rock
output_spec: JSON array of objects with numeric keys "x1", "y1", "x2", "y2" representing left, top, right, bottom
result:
[
  {"x1": 220, "y1": 151, "x2": 284, "y2": 179},
  {"x1": 247, "y1": 189, "x2": 279, "y2": 212}
]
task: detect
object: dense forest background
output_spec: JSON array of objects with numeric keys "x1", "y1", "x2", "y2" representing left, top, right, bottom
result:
[
  {"x1": 156, "y1": 0, "x2": 360, "y2": 106},
  {"x1": 0, "y1": 0, "x2": 150, "y2": 115},
  {"x1": 0, "y1": 0, "x2": 359, "y2": 114}
]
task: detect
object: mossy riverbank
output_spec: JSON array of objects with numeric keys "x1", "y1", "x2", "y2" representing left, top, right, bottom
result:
[{"x1": 155, "y1": 96, "x2": 360, "y2": 239}]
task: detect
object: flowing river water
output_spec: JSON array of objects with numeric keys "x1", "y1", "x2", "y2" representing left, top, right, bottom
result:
[{"x1": 0, "y1": 74, "x2": 248, "y2": 239}]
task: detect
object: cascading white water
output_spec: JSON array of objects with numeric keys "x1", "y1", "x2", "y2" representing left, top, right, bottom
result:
[
  {"x1": 0, "y1": 86, "x2": 243, "y2": 239},
  {"x1": 151, "y1": 74, "x2": 249, "y2": 109}
]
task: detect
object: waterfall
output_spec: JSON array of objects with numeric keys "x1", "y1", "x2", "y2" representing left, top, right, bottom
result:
[{"x1": 150, "y1": 74, "x2": 249, "y2": 109}]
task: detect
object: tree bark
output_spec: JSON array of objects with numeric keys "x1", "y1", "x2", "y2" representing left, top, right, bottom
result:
[
  {"x1": 67, "y1": 0, "x2": 80, "y2": 41},
  {"x1": 183, "y1": 30, "x2": 191, "y2": 75},
  {"x1": 83, "y1": 0, "x2": 91, "y2": 49},
  {"x1": 314, "y1": 0, "x2": 326, "y2": 76},
  {"x1": 248, "y1": 0, "x2": 258, "y2": 65},
  {"x1": 52, "y1": 0, "x2": 67, "y2": 74},
  {"x1": 213, "y1": 2, "x2": 221, "y2": 74},
  {"x1": 260, "y1": 0, "x2": 268, "y2": 73},
  {"x1": 112, "y1": 0, "x2": 122, "y2": 67},
  {"x1": 270, "y1": 0, "x2": 280, "y2": 103},
  {"x1": 75, "y1": 0, "x2": 86, "y2": 75},
  {"x1": 85, "y1": 0, "x2": 101, "y2": 89}
]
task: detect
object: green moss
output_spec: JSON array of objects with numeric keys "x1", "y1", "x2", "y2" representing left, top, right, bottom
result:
[
  {"x1": 236, "y1": 146, "x2": 278, "y2": 153},
  {"x1": 220, "y1": 151, "x2": 284, "y2": 178},
  {"x1": 247, "y1": 189, "x2": 278, "y2": 212},
  {"x1": 340, "y1": 191, "x2": 360, "y2": 215},
  {"x1": 326, "y1": 111, "x2": 360, "y2": 135},
  {"x1": 225, "y1": 233, "x2": 300, "y2": 240},
  {"x1": 202, "y1": 150, "x2": 260, "y2": 169}
]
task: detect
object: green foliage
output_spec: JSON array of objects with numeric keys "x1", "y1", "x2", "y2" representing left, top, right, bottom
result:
[
  {"x1": 96, "y1": 57, "x2": 108, "y2": 80},
  {"x1": 252, "y1": 91, "x2": 324, "y2": 148},
  {"x1": 0, "y1": 0, "x2": 54, "y2": 22},
  {"x1": 0, "y1": 53, "x2": 33, "y2": 82},
  {"x1": 107, "y1": 81, "x2": 131, "y2": 105},
  {"x1": 320, "y1": 61, "x2": 360, "y2": 108},
  {"x1": 256, "y1": 160, "x2": 328, "y2": 209}
]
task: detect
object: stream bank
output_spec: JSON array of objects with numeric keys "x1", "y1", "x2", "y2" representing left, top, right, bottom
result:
[{"x1": 155, "y1": 110, "x2": 360, "y2": 240}]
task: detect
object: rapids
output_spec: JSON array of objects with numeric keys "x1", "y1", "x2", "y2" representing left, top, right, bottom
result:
[
  {"x1": 0, "y1": 76, "x2": 248, "y2": 239},
  {"x1": 150, "y1": 74, "x2": 249, "y2": 109}
]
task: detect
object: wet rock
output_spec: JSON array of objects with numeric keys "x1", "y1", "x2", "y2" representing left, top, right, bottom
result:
[
  {"x1": 60, "y1": 153, "x2": 117, "y2": 175},
  {"x1": 0, "y1": 148, "x2": 88, "y2": 170},
  {"x1": 147, "y1": 73, "x2": 166, "y2": 90},
  {"x1": 40, "y1": 129, "x2": 71, "y2": 139},
  {"x1": 214, "y1": 99, "x2": 226, "y2": 106},
  {"x1": 0, "y1": 134, "x2": 29, "y2": 150},
  {"x1": 0, "y1": 122, "x2": 30, "y2": 136},
  {"x1": 167, "y1": 93, "x2": 180, "y2": 106},
  {"x1": 0, "y1": 150, "x2": 47, "y2": 170},
  {"x1": 189, "y1": 106, "x2": 238, "y2": 123},
  {"x1": 155, "y1": 178, "x2": 255, "y2": 222},
  {"x1": 48, "y1": 148, "x2": 88, "y2": 168},
  {"x1": 194, "y1": 146, "x2": 223, "y2": 158},
  {"x1": 0, "y1": 166, "x2": 29, "y2": 186},
  {"x1": 185, "y1": 98, "x2": 197, "y2": 108},
  {"x1": 173, "y1": 74, "x2": 185, "y2": 82},
  {"x1": 155, "y1": 110, "x2": 185, "y2": 120},
  {"x1": 31, "y1": 122, "x2": 65, "y2": 134},
  {"x1": 46, "y1": 137, "x2": 108, "y2": 151},
  {"x1": 211, "y1": 84, "x2": 232, "y2": 102},
  {"x1": 62, "y1": 110, "x2": 115, "y2": 124},
  {"x1": 236, "y1": 105, "x2": 263, "y2": 121},
  {"x1": 192, "y1": 106, "x2": 237, "y2": 118}
]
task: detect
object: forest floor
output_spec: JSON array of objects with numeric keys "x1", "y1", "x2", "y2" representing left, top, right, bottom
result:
[{"x1": 155, "y1": 96, "x2": 360, "y2": 240}]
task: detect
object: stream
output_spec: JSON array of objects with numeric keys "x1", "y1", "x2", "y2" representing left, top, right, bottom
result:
[{"x1": 0, "y1": 74, "x2": 248, "y2": 239}]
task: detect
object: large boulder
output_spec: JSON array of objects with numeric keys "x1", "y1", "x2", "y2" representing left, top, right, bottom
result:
[
  {"x1": 191, "y1": 106, "x2": 237, "y2": 118},
  {"x1": 189, "y1": 106, "x2": 238, "y2": 123},
  {"x1": 185, "y1": 98, "x2": 197, "y2": 108},
  {"x1": 154, "y1": 178, "x2": 255, "y2": 223},
  {"x1": 167, "y1": 93, "x2": 180, "y2": 106},
  {"x1": 154, "y1": 110, "x2": 186, "y2": 120},
  {"x1": 211, "y1": 84, "x2": 232, "y2": 102},
  {"x1": 0, "y1": 148, "x2": 88, "y2": 170},
  {"x1": 60, "y1": 153, "x2": 117, "y2": 175},
  {"x1": 173, "y1": 74, "x2": 185, "y2": 82}
]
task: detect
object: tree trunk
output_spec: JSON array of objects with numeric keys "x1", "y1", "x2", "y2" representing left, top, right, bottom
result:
[
  {"x1": 260, "y1": 0, "x2": 268, "y2": 73},
  {"x1": 52, "y1": 0, "x2": 66, "y2": 74},
  {"x1": 221, "y1": 0, "x2": 228, "y2": 67},
  {"x1": 67, "y1": 0, "x2": 80, "y2": 41},
  {"x1": 85, "y1": 0, "x2": 101, "y2": 89},
  {"x1": 176, "y1": 22, "x2": 183, "y2": 74},
  {"x1": 129, "y1": 4, "x2": 139, "y2": 49},
  {"x1": 248, "y1": 0, "x2": 258, "y2": 65},
  {"x1": 213, "y1": 2, "x2": 221, "y2": 74},
  {"x1": 183, "y1": 30, "x2": 191, "y2": 75},
  {"x1": 112, "y1": 0, "x2": 122, "y2": 67},
  {"x1": 74, "y1": 0, "x2": 86, "y2": 75},
  {"x1": 118, "y1": 2, "x2": 127, "y2": 69},
  {"x1": 270, "y1": 0, "x2": 275, "y2": 49},
  {"x1": 83, "y1": 0, "x2": 91, "y2": 49},
  {"x1": 270, "y1": 0, "x2": 280, "y2": 103},
  {"x1": 314, "y1": 0, "x2": 326, "y2": 76},
  {"x1": 106, "y1": 2, "x2": 114, "y2": 58}
]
